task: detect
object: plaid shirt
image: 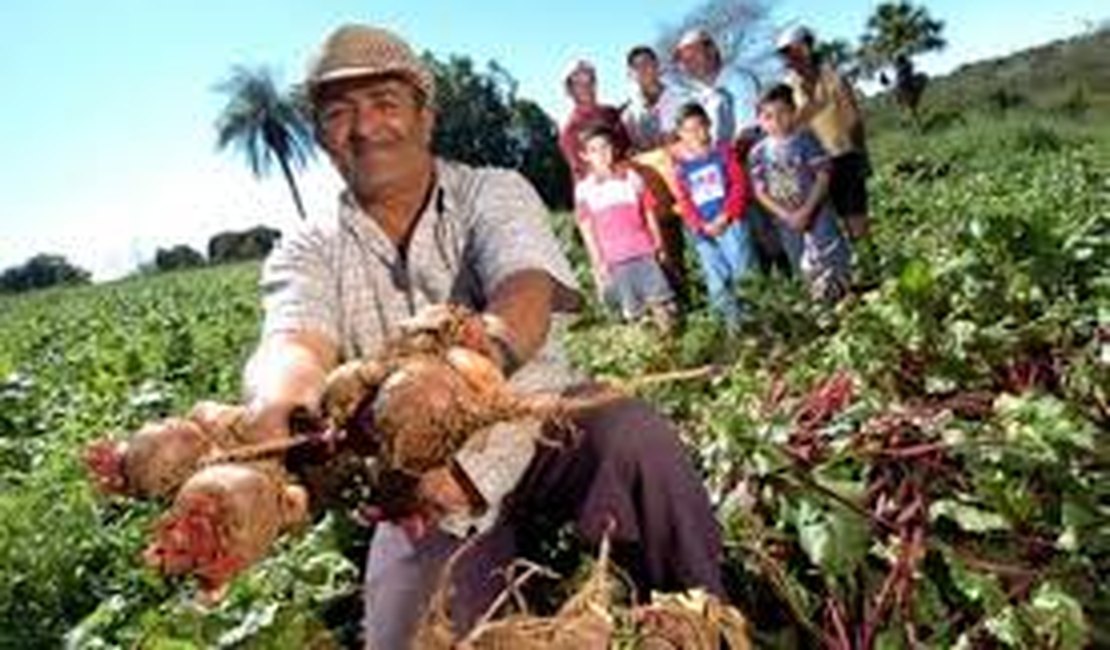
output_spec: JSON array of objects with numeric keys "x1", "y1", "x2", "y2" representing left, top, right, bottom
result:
[{"x1": 260, "y1": 158, "x2": 582, "y2": 535}]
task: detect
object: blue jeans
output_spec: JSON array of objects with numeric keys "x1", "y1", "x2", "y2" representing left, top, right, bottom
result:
[
  {"x1": 691, "y1": 219, "x2": 756, "y2": 329},
  {"x1": 774, "y1": 208, "x2": 852, "y2": 302}
]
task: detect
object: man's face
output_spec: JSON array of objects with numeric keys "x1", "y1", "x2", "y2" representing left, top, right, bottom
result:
[
  {"x1": 566, "y1": 70, "x2": 597, "y2": 107},
  {"x1": 628, "y1": 53, "x2": 660, "y2": 91},
  {"x1": 779, "y1": 42, "x2": 810, "y2": 73},
  {"x1": 757, "y1": 100, "x2": 795, "y2": 138},
  {"x1": 314, "y1": 76, "x2": 434, "y2": 200},
  {"x1": 677, "y1": 42, "x2": 715, "y2": 81}
]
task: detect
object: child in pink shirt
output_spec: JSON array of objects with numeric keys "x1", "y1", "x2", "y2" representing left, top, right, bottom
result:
[{"x1": 575, "y1": 123, "x2": 677, "y2": 332}]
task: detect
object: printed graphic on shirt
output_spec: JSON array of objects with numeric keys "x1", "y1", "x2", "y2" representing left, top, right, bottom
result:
[
  {"x1": 688, "y1": 164, "x2": 726, "y2": 206},
  {"x1": 676, "y1": 150, "x2": 732, "y2": 223},
  {"x1": 751, "y1": 133, "x2": 828, "y2": 211},
  {"x1": 576, "y1": 173, "x2": 642, "y2": 213},
  {"x1": 575, "y1": 172, "x2": 657, "y2": 266}
]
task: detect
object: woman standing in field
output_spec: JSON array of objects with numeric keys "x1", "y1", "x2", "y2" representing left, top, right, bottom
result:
[{"x1": 557, "y1": 59, "x2": 630, "y2": 182}]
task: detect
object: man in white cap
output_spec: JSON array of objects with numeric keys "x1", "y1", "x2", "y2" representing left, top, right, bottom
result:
[
  {"x1": 242, "y1": 24, "x2": 725, "y2": 649},
  {"x1": 673, "y1": 28, "x2": 736, "y2": 147},
  {"x1": 777, "y1": 25, "x2": 871, "y2": 241}
]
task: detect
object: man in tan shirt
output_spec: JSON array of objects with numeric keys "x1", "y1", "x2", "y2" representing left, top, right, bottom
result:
[{"x1": 778, "y1": 25, "x2": 871, "y2": 241}]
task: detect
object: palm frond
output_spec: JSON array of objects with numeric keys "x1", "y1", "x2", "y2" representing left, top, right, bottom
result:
[{"x1": 214, "y1": 65, "x2": 316, "y2": 218}]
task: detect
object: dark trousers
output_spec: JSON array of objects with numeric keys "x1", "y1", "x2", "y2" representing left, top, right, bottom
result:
[{"x1": 362, "y1": 391, "x2": 724, "y2": 649}]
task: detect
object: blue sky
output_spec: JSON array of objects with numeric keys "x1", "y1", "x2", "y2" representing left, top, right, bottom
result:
[{"x1": 1, "y1": 1, "x2": 1104, "y2": 280}]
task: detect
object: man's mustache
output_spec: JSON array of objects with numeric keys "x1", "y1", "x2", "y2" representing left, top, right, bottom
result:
[{"x1": 350, "y1": 128, "x2": 405, "y2": 153}]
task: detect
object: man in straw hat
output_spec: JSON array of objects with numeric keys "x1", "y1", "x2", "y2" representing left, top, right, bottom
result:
[{"x1": 241, "y1": 24, "x2": 724, "y2": 648}]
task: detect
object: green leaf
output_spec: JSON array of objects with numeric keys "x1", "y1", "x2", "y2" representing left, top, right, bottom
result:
[
  {"x1": 996, "y1": 393, "x2": 1096, "y2": 453},
  {"x1": 875, "y1": 628, "x2": 907, "y2": 650},
  {"x1": 931, "y1": 499, "x2": 1011, "y2": 533},
  {"x1": 795, "y1": 500, "x2": 869, "y2": 578},
  {"x1": 898, "y1": 258, "x2": 934, "y2": 298},
  {"x1": 983, "y1": 606, "x2": 1023, "y2": 646},
  {"x1": 947, "y1": 554, "x2": 1006, "y2": 609},
  {"x1": 1027, "y1": 582, "x2": 1088, "y2": 650}
]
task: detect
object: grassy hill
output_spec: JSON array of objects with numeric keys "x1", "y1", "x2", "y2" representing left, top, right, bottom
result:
[{"x1": 867, "y1": 26, "x2": 1110, "y2": 133}]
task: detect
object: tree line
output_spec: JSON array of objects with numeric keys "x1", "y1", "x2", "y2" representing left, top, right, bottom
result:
[{"x1": 0, "y1": 227, "x2": 282, "y2": 294}]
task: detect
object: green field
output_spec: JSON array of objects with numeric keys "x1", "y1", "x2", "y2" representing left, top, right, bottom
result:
[{"x1": 1, "y1": 112, "x2": 1107, "y2": 648}]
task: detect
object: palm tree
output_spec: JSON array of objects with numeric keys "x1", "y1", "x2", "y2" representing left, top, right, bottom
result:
[
  {"x1": 216, "y1": 66, "x2": 315, "y2": 219},
  {"x1": 858, "y1": 1, "x2": 945, "y2": 116},
  {"x1": 859, "y1": 1, "x2": 945, "y2": 71},
  {"x1": 815, "y1": 38, "x2": 859, "y2": 79}
]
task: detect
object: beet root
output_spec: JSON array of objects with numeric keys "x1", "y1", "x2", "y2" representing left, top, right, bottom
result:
[
  {"x1": 371, "y1": 354, "x2": 493, "y2": 475},
  {"x1": 143, "y1": 463, "x2": 308, "y2": 593},
  {"x1": 85, "y1": 418, "x2": 216, "y2": 498}
]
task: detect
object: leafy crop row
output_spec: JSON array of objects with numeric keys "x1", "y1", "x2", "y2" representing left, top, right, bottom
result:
[{"x1": 0, "y1": 115, "x2": 1105, "y2": 648}]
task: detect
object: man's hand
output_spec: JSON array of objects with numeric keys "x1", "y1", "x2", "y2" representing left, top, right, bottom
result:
[
  {"x1": 242, "y1": 330, "x2": 337, "y2": 442},
  {"x1": 785, "y1": 208, "x2": 811, "y2": 233},
  {"x1": 418, "y1": 465, "x2": 477, "y2": 518},
  {"x1": 243, "y1": 397, "x2": 299, "y2": 444},
  {"x1": 362, "y1": 464, "x2": 482, "y2": 542}
]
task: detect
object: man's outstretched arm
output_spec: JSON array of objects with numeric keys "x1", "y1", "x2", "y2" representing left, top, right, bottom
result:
[
  {"x1": 482, "y1": 269, "x2": 556, "y2": 372},
  {"x1": 242, "y1": 329, "x2": 339, "y2": 442}
]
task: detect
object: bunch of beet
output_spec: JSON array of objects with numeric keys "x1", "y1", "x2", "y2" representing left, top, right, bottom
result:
[
  {"x1": 84, "y1": 401, "x2": 310, "y2": 599},
  {"x1": 82, "y1": 305, "x2": 591, "y2": 599}
]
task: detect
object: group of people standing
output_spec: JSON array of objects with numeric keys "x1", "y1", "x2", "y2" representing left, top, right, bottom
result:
[{"x1": 560, "y1": 26, "x2": 871, "y2": 333}]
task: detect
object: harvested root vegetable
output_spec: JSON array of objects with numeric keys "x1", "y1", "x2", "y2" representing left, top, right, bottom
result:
[
  {"x1": 187, "y1": 400, "x2": 250, "y2": 445},
  {"x1": 414, "y1": 534, "x2": 751, "y2": 650},
  {"x1": 83, "y1": 402, "x2": 254, "y2": 499},
  {"x1": 396, "y1": 303, "x2": 499, "y2": 359},
  {"x1": 143, "y1": 463, "x2": 308, "y2": 593},
  {"x1": 320, "y1": 358, "x2": 390, "y2": 432},
  {"x1": 327, "y1": 346, "x2": 609, "y2": 478},
  {"x1": 83, "y1": 439, "x2": 128, "y2": 495},
  {"x1": 371, "y1": 354, "x2": 493, "y2": 475},
  {"x1": 84, "y1": 418, "x2": 215, "y2": 498},
  {"x1": 444, "y1": 346, "x2": 506, "y2": 398},
  {"x1": 320, "y1": 304, "x2": 504, "y2": 433}
]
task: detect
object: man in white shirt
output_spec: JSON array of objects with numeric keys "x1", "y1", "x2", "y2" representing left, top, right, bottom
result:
[
  {"x1": 247, "y1": 23, "x2": 725, "y2": 649},
  {"x1": 673, "y1": 28, "x2": 737, "y2": 147}
]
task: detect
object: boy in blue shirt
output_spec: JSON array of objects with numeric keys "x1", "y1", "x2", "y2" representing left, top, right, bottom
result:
[
  {"x1": 748, "y1": 84, "x2": 851, "y2": 302},
  {"x1": 670, "y1": 102, "x2": 755, "y2": 330}
]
